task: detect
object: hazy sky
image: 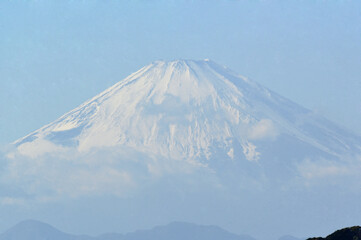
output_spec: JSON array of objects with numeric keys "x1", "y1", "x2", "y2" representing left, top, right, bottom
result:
[{"x1": 1, "y1": 0, "x2": 361, "y2": 144}]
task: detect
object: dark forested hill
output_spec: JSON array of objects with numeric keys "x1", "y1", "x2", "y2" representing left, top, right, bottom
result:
[{"x1": 308, "y1": 226, "x2": 361, "y2": 240}]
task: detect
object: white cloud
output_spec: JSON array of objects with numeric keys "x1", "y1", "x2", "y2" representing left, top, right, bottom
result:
[
  {"x1": 297, "y1": 156, "x2": 361, "y2": 187},
  {"x1": 16, "y1": 138, "x2": 68, "y2": 159},
  {"x1": 1, "y1": 145, "x2": 206, "y2": 202},
  {"x1": 248, "y1": 119, "x2": 278, "y2": 141},
  {"x1": 298, "y1": 159, "x2": 350, "y2": 179}
]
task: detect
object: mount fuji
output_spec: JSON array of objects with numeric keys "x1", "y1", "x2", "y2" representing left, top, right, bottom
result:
[
  {"x1": 4, "y1": 59, "x2": 361, "y2": 240},
  {"x1": 14, "y1": 59, "x2": 361, "y2": 153},
  {"x1": 12, "y1": 59, "x2": 361, "y2": 171}
]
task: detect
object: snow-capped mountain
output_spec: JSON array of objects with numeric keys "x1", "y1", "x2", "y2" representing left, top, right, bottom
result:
[
  {"x1": 6, "y1": 59, "x2": 361, "y2": 240},
  {"x1": 14, "y1": 59, "x2": 361, "y2": 165}
]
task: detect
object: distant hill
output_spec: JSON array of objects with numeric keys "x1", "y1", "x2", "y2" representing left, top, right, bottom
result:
[
  {"x1": 0, "y1": 220, "x2": 256, "y2": 240},
  {"x1": 279, "y1": 235, "x2": 305, "y2": 240},
  {"x1": 0, "y1": 220, "x2": 92, "y2": 240},
  {"x1": 307, "y1": 226, "x2": 361, "y2": 240},
  {"x1": 117, "y1": 221, "x2": 256, "y2": 240}
]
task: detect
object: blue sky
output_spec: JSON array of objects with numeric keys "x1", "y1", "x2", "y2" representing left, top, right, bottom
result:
[{"x1": 1, "y1": 0, "x2": 361, "y2": 144}]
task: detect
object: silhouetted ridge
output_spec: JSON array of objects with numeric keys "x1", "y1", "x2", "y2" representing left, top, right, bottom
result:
[{"x1": 308, "y1": 226, "x2": 361, "y2": 240}]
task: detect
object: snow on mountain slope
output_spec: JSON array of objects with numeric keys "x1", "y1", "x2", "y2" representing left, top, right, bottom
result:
[
  {"x1": 13, "y1": 59, "x2": 361, "y2": 162},
  {"x1": 6, "y1": 59, "x2": 361, "y2": 199}
]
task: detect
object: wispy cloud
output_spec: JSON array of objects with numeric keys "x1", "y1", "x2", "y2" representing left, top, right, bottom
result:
[
  {"x1": 0, "y1": 197, "x2": 25, "y2": 206},
  {"x1": 2, "y1": 139, "x2": 361, "y2": 206},
  {"x1": 296, "y1": 155, "x2": 361, "y2": 188},
  {"x1": 0, "y1": 145, "x2": 209, "y2": 204}
]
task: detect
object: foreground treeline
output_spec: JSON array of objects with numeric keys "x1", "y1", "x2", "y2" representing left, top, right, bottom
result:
[{"x1": 308, "y1": 226, "x2": 361, "y2": 240}]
